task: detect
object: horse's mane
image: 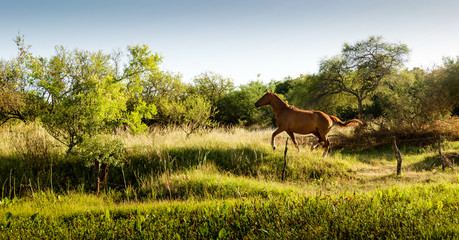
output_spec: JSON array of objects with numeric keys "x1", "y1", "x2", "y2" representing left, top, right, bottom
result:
[
  {"x1": 286, "y1": 103, "x2": 299, "y2": 110},
  {"x1": 270, "y1": 92, "x2": 299, "y2": 110}
]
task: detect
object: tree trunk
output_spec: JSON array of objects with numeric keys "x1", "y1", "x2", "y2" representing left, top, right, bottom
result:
[
  {"x1": 94, "y1": 159, "x2": 109, "y2": 195},
  {"x1": 100, "y1": 164, "x2": 109, "y2": 190},
  {"x1": 66, "y1": 144, "x2": 74, "y2": 155},
  {"x1": 392, "y1": 136, "x2": 402, "y2": 175},
  {"x1": 94, "y1": 159, "x2": 101, "y2": 195},
  {"x1": 357, "y1": 99, "x2": 364, "y2": 120}
]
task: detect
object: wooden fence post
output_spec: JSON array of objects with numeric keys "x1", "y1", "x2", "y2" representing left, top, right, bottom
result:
[
  {"x1": 392, "y1": 136, "x2": 402, "y2": 175},
  {"x1": 438, "y1": 136, "x2": 443, "y2": 170},
  {"x1": 282, "y1": 137, "x2": 289, "y2": 181}
]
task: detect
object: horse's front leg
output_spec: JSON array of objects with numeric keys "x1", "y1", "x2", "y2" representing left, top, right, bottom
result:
[
  {"x1": 271, "y1": 128, "x2": 284, "y2": 150},
  {"x1": 287, "y1": 131, "x2": 299, "y2": 152}
]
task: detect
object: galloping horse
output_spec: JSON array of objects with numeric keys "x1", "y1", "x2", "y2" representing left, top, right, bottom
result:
[{"x1": 255, "y1": 90, "x2": 362, "y2": 157}]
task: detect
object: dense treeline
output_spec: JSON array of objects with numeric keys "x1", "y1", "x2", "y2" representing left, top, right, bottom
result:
[{"x1": 1, "y1": 35, "x2": 458, "y2": 147}]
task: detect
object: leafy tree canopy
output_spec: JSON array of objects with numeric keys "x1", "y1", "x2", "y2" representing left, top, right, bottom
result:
[
  {"x1": 318, "y1": 36, "x2": 409, "y2": 119},
  {"x1": 192, "y1": 71, "x2": 234, "y2": 106},
  {"x1": 14, "y1": 39, "x2": 160, "y2": 152}
]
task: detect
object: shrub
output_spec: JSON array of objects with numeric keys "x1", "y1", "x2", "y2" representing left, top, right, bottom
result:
[{"x1": 78, "y1": 136, "x2": 126, "y2": 194}]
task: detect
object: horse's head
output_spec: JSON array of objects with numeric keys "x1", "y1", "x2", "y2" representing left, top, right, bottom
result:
[{"x1": 255, "y1": 90, "x2": 274, "y2": 108}]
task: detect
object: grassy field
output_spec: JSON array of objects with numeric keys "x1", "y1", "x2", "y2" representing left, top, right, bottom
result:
[{"x1": 0, "y1": 124, "x2": 458, "y2": 239}]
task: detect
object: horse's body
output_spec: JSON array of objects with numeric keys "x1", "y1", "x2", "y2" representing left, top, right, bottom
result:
[{"x1": 255, "y1": 90, "x2": 362, "y2": 157}]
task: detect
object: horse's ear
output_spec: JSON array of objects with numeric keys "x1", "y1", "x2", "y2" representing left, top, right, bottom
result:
[
  {"x1": 265, "y1": 89, "x2": 269, "y2": 93},
  {"x1": 270, "y1": 90, "x2": 273, "y2": 93}
]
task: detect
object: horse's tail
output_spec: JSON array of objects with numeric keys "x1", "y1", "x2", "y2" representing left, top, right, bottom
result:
[{"x1": 329, "y1": 115, "x2": 363, "y2": 127}]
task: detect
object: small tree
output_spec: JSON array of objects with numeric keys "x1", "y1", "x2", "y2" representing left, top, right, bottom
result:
[
  {"x1": 378, "y1": 68, "x2": 453, "y2": 129},
  {"x1": 121, "y1": 44, "x2": 162, "y2": 131},
  {"x1": 78, "y1": 136, "x2": 125, "y2": 195},
  {"x1": 142, "y1": 70, "x2": 187, "y2": 125},
  {"x1": 441, "y1": 57, "x2": 459, "y2": 115},
  {"x1": 215, "y1": 90, "x2": 254, "y2": 125},
  {"x1": 163, "y1": 94, "x2": 214, "y2": 137},
  {"x1": 0, "y1": 36, "x2": 43, "y2": 125},
  {"x1": 235, "y1": 80, "x2": 275, "y2": 126},
  {"x1": 192, "y1": 71, "x2": 234, "y2": 107},
  {"x1": 318, "y1": 36, "x2": 409, "y2": 119},
  {"x1": 0, "y1": 59, "x2": 26, "y2": 125}
]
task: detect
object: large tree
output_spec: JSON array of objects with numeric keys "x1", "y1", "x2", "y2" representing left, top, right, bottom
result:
[
  {"x1": 318, "y1": 36, "x2": 409, "y2": 119},
  {"x1": 25, "y1": 45, "x2": 158, "y2": 153},
  {"x1": 284, "y1": 74, "x2": 354, "y2": 114}
]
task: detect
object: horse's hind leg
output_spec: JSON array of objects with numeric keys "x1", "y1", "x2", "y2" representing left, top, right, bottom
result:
[
  {"x1": 310, "y1": 132, "x2": 322, "y2": 151},
  {"x1": 322, "y1": 138, "x2": 330, "y2": 158},
  {"x1": 287, "y1": 131, "x2": 299, "y2": 152},
  {"x1": 271, "y1": 128, "x2": 284, "y2": 150},
  {"x1": 311, "y1": 142, "x2": 321, "y2": 151}
]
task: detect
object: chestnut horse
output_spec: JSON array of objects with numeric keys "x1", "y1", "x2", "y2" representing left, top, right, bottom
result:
[{"x1": 255, "y1": 90, "x2": 362, "y2": 157}]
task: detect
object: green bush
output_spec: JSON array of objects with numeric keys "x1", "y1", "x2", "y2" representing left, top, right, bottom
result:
[{"x1": 78, "y1": 136, "x2": 126, "y2": 194}]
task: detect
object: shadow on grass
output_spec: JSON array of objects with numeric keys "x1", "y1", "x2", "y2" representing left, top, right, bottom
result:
[
  {"x1": 0, "y1": 146, "x2": 281, "y2": 198},
  {"x1": 409, "y1": 152, "x2": 458, "y2": 171},
  {"x1": 0, "y1": 144, "x2": 361, "y2": 198},
  {"x1": 126, "y1": 146, "x2": 270, "y2": 178},
  {"x1": 335, "y1": 143, "x2": 442, "y2": 165},
  {"x1": 0, "y1": 155, "x2": 91, "y2": 198},
  {"x1": 362, "y1": 173, "x2": 400, "y2": 183},
  {"x1": 335, "y1": 147, "x2": 394, "y2": 164}
]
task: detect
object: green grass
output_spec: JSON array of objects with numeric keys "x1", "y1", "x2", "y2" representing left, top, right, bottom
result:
[
  {"x1": 1, "y1": 184, "x2": 458, "y2": 239},
  {"x1": 135, "y1": 164, "x2": 306, "y2": 201},
  {"x1": 0, "y1": 123, "x2": 458, "y2": 238}
]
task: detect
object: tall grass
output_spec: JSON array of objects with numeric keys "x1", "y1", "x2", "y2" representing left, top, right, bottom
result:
[
  {"x1": 0, "y1": 124, "x2": 338, "y2": 198},
  {"x1": 0, "y1": 123, "x2": 65, "y2": 199},
  {"x1": 0, "y1": 123, "x2": 457, "y2": 200}
]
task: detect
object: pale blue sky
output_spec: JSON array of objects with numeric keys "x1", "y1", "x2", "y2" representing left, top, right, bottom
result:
[{"x1": 1, "y1": 0, "x2": 459, "y2": 85}]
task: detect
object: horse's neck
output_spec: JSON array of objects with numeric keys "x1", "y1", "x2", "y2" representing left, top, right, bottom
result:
[{"x1": 269, "y1": 97, "x2": 288, "y2": 117}]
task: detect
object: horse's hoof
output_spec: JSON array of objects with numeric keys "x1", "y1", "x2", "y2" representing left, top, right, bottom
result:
[{"x1": 272, "y1": 146, "x2": 276, "y2": 151}]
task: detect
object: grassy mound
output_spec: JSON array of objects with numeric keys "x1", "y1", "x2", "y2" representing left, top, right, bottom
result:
[{"x1": 135, "y1": 164, "x2": 305, "y2": 201}]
